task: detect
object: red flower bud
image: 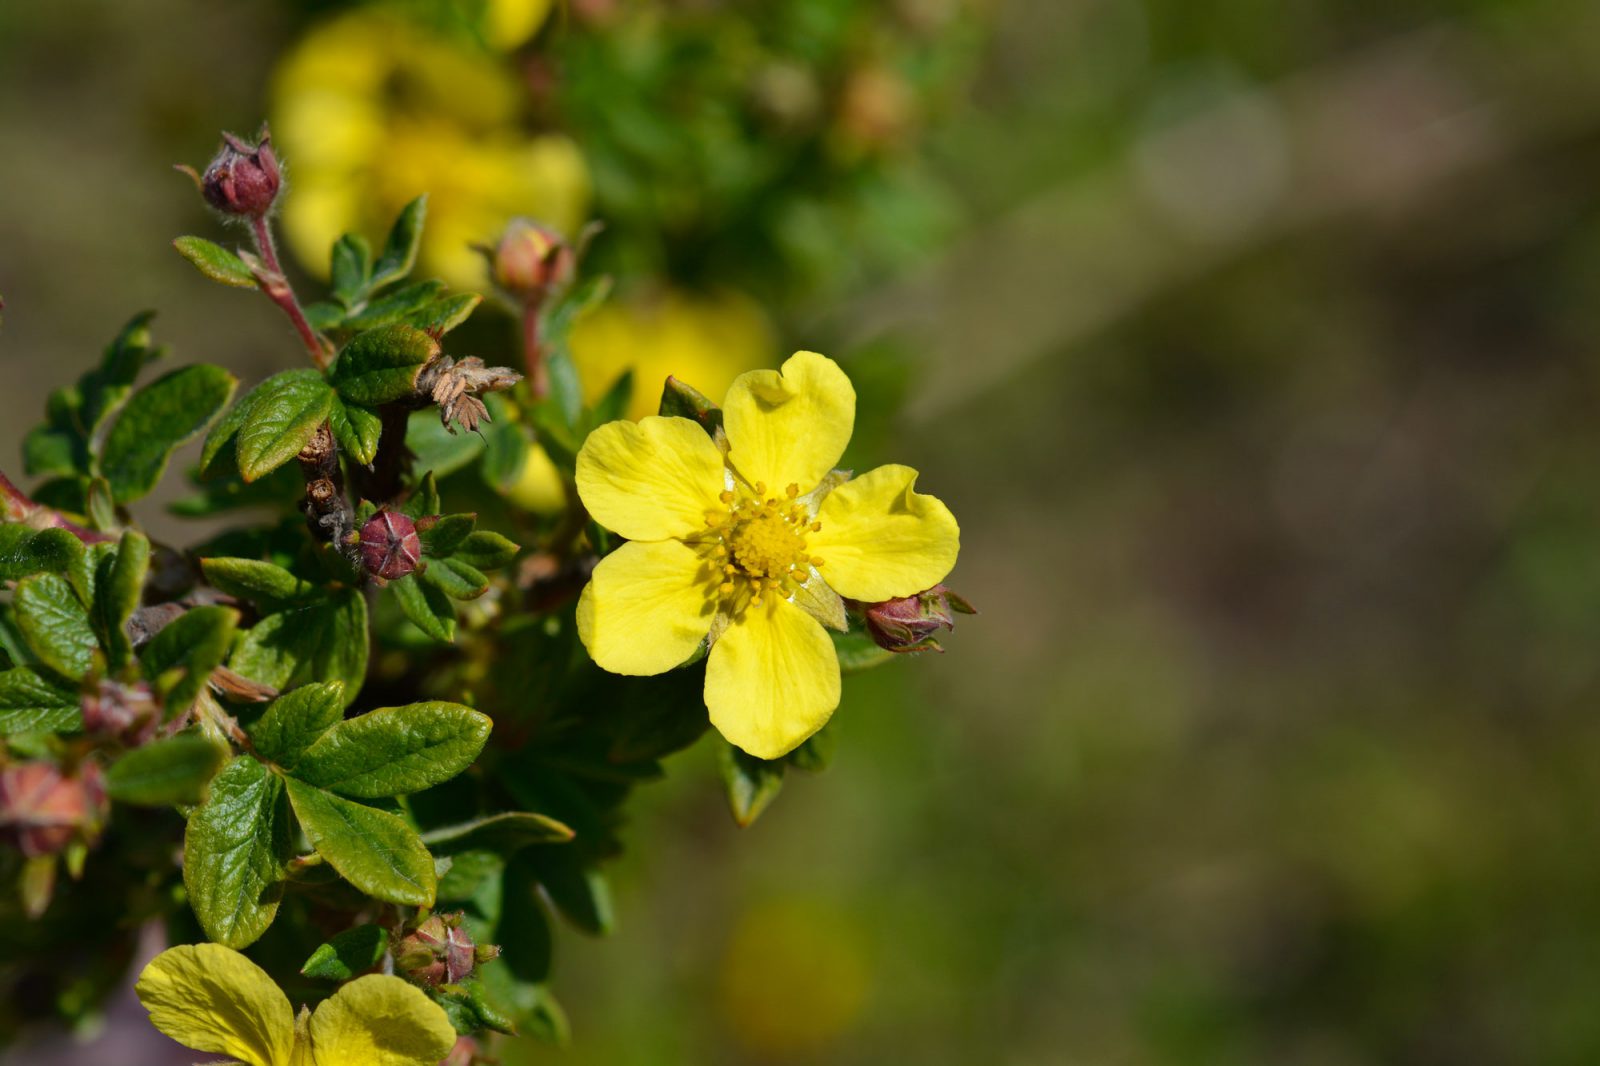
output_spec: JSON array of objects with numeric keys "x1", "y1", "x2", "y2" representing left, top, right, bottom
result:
[
  {"x1": 195, "y1": 126, "x2": 281, "y2": 218},
  {"x1": 395, "y1": 912, "x2": 486, "y2": 988},
  {"x1": 490, "y1": 218, "x2": 574, "y2": 299},
  {"x1": 0, "y1": 761, "x2": 108, "y2": 858},
  {"x1": 862, "y1": 584, "x2": 975, "y2": 654},
  {"x1": 358, "y1": 510, "x2": 421, "y2": 582}
]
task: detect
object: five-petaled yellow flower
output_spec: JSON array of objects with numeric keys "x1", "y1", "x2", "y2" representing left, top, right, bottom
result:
[
  {"x1": 575, "y1": 351, "x2": 960, "y2": 758},
  {"x1": 135, "y1": 943, "x2": 456, "y2": 1066}
]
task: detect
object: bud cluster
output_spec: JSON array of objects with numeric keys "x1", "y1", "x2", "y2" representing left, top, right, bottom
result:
[
  {"x1": 395, "y1": 912, "x2": 500, "y2": 988},
  {"x1": 862, "y1": 584, "x2": 975, "y2": 654}
]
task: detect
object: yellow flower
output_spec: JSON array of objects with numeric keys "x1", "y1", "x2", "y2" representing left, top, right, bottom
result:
[
  {"x1": 570, "y1": 289, "x2": 776, "y2": 422},
  {"x1": 271, "y1": 9, "x2": 588, "y2": 289},
  {"x1": 574, "y1": 351, "x2": 960, "y2": 758},
  {"x1": 135, "y1": 942, "x2": 457, "y2": 1066}
]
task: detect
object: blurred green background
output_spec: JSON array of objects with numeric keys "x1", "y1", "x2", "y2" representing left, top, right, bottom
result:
[{"x1": 9, "y1": 0, "x2": 1600, "y2": 1063}]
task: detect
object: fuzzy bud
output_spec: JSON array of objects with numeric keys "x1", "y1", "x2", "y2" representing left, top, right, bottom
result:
[
  {"x1": 358, "y1": 511, "x2": 421, "y2": 582},
  {"x1": 80, "y1": 678, "x2": 159, "y2": 746},
  {"x1": 396, "y1": 912, "x2": 486, "y2": 988},
  {"x1": 862, "y1": 584, "x2": 975, "y2": 654},
  {"x1": 490, "y1": 218, "x2": 574, "y2": 300},
  {"x1": 0, "y1": 762, "x2": 108, "y2": 858},
  {"x1": 194, "y1": 126, "x2": 281, "y2": 218}
]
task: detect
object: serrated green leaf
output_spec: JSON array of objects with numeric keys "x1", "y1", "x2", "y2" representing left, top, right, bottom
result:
[
  {"x1": 331, "y1": 233, "x2": 372, "y2": 307},
  {"x1": 327, "y1": 325, "x2": 438, "y2": 407},
  {"x1": 418, "y1": 513, "x2": 475, "y2": 557},
  {"x1": 284, "y1": 777, "x2": 436, "y2": 906},
  {"x1": 391, "y1": 573, "x2": 456, "y2": 643},
  {"x1": 173, "y1": 236, "x2": 258, "y2": 289},
  {"x1": 105, "y1": 733, "x2": 227, "y2": 806},
  {"x1": 370, "y1": 195, "x2": 426, "y2": 290},
  {"x1": 420, "y1": 557, "x2": 489, "y2": 600},
  {"x1": 0, "y1": 525, "x2": 85, "y2": 583},
  {"x1": 99, "y1": 365, "x2": 237, "y2": 503},
  {"x1": 341, "y1": 280, "x2": 445, "y2": 332},
  {"x1": 184, "y1": 755, "x2": 290, "y2": 947},
  {"x1": 235, "y1": 370, "x2": 334, "y2": 483},
  {"x1": 248, "y1": 680, "x2": 345, "y2": 768},
  {"x1": 95, "y1": 529, "x2": 148, "y2": 670},
  {"x1": 0, "y1": 666, "x2": 81, "y2": 735},
  {"x1": 13, "y1": 573, "x2": 96, "y2": 681},
  {"x1": 328, "y1": 399, "x2": 382, "y2": 467},
  {"x1": 420, "y1": 812, "x2": 575, "y2": 854},
  {"x1": 292, "y1": 701, "x2": 490, "y2": 798},
  {"x1": 300, "y1": 923, "x2": 390, "y2": 981},
  {"x1": 450, "y1": 530, "x2": 518, "y2": 571},
  {"x1": 231, "y1": 590, "x2": 367, "y2": 705},
  {"x1": 718, "y1": 740, "x2": 784, "y2": 828},
  {"x1": 199, "y1": 557, "x2": 314, "y2": 605},
  {"x1": 139, "y1": 605, "x2": 237, "y2": 716}
]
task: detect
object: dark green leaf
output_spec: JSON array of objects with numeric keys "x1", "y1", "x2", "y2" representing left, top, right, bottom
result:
[
  {"x1": 199, "y1": 557, "x2": 314, "y2": 605},
  {"x1": 0, "y1": 666, "x2": 80, "y2": 735},
  {"x1": 480, "y1": 414, "x2": 530, "y2": 493},
  {"x1": 418, "y1": 514, "x2": 475, "y2": 557},
  {"x1": 292, "y1": 701, "x2": 491, "y2": 798},
  {"x1": 300, "y1": 923, "x2": 390, "y2": 980},
  {"x1": 450, "y1": 530, "x2": 519, "y2": 571},
  {"x1": 327, "y1": 325, "x2": 438, "y2": 407},
  {"x1": 331, "y1": 233, "x2": 372, "y2": 307},
  {"x1": 184, "y1": 755, "x2": 290, "y2": 948},
  {"x1": 248, "y1": 680, "x2": 346, "y2": 768},
  {"x1": 0, "y1": 525, "x2": 84, "y2": 583},
  {"x1": 100, "y1": 365, "x2": 237, "y2": 503},
  {"x1": 830, "y1": 628, "x2": 900, "y2": 673},
  {"x1": 95, "y1": 529, "x2": 149, "y2": 670},
  {"x1": 370, "y1": 195, "x2": 427, "y2": 290},
  {"x1": 284, "y1": 777, "x2": 436, "y2": 906},
  {"x1": 328, "y1": 399, "x2": 382, "y2": 467},
  {"x1": 419, "y1": 812, "x2": 575, "y2": 854},
  {"x1": 527, "y1": 850, "x2": 614, "y2": 935},
  {"x1": 392, "y1": 573, "x2": 455, "y2": 643},
  {"x1": 404, "y1": 294, "x2": 480, "y2": 337},
  {"x1": 139, "y1": 605, "x2": 238, "y2": 716},
  {"x1": 13, "y1": 573, "x2": 96, "y2": 681},
  {"x1": 420, "y1": 557, "x2": 489, "y2": 600},
  {"x1": 497, "y1": 855, "x2": 554, "y2": 983},
  {"x1": 234, "y1": 370, "x2": 334, "y2": 483},
  {"x1": 105, "y1": 733, "x2": 227, "y2": 806},
  {"x1": 341, "y1": 280, "x2": 445, "y2": 332},
  {"x1": 231, "y1": 589, "x2": 368, "y2": 705},
  {"x1": 400, "y1": 470, "x2": 440, "y2": 520},
  {"x1": 406, "y1": 409, "x2": 483, "y2": 478},
  {"x1": 173, "y1": 236, "x2": 258, "y2": 289},
  {"x1": 718, "y1": 740, "x2": 785, "y2": 828}
]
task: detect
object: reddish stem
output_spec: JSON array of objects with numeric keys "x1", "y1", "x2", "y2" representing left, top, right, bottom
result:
[
  {"x1": 250, "y1": 216, "x2": 330, "y2": 369},
  {"x1": 0, "y1": 471, "x2": 113, "y2": 544},
  {"x1": 520, "y1": 296, "x2": 549, "y2": 399}
]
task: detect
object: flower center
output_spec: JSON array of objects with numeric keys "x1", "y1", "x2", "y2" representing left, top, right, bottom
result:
[{"x1": 704, "y1": 482, "x2": 825, "y2": 607}]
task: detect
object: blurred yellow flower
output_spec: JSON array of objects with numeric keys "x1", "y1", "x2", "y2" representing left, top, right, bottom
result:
[
  {"x1": 482, "y1": 0, "x2": 554, "y2": 51},
  {"x1": 575, "y1": 351, "x2": 961, "y2": 757},
  {"x1": 569, "y1": 289, "x2": 775, "y2": 421},
  {"x1": 135, "y1": 942, "x2": 456, "y2": 1066},
  {"x1": 271, "y1": 8, "x2": 588, "y2": 290}
]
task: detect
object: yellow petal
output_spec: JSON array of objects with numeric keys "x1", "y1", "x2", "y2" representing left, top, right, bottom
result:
[
  {"x1": 808, "y1": 464, "x2": 960, "y2": 603},
  {"x1": 706, "y1": 598, "x2": 841, "y2": 759},
  {"x1": 308, "y1": 974, "x2": 457, "y2": 1066},
  {"x1": 578, "y1": 539, "x2": 717, "y2": 675},
  {"x1": 576, "y1": 416, "x2": 727, "y2": 541},
  {"x1": 134, "y1": 944, "x2": 295, "y2": 1066},
  {"x1": 723, "y1": 351, "x2": 855, "y2": 494}
]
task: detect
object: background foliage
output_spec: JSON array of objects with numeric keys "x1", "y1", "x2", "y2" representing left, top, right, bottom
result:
[{"x1": 7, "y1": 0, "x2": 1600, "y2": 1064}]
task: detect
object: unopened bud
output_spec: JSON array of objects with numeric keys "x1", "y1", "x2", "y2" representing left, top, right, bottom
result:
[
  {"x1": 189, "y1": 126, "x2": 281, "y2": 218},
  {"x1": 0, "y1": 762, "x2": 108, "y2": 858},
  {"x1": 490, "y1": 218, "x2": 574, "y2": 299},
  {"x1": 396, "y1": 912, "x2": 488, "y2": 987},
  {"x1": 81, "y1": 678, "x2": 159, "y2": 745},
  {"x1": 862, "y1": 584, "x2": 975, "y2": 654},
  {"x1": 357, "y1": 510, "x2": 421, "y2": 582}
]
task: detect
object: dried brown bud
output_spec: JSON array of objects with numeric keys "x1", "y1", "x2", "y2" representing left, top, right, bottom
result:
[
  {"x1": 417, "y1": 355, "x2": 521, "y2": 435},
  {"x1": 862, "y1": 584, "x2": 975, "y2": 654},
  {"x1": 0, "y1": 762, "x2": 109, "y2": 858},
  {"x1": 490, "y1": 218, "x2": 575, "y2": 299},
  {"x1": 358, "y1": 510, "x2": 421, "y2": 581},
  {"x1": 81, "y1": 679, "x2": 159, "y2": 745},
  {"x1": 192, "y1": 126, "x2": 281, "y2": 218},
  {"x1": 396, "y1": 912, "x2": 487, "y2": 987}
]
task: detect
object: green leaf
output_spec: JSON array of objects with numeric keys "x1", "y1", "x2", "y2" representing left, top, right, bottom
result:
[
  {"x1": 420, "y1": 557, "x2": 489, "y2": 600},
  {"x1": 200, "y1": 381, "x2": 261, "y2": 474},
  {"x1": 480, "y1": 414, "x2": 530, "y2": 493},
  {"x1": 95, "y1": 529, "x2": 149, "y2": 670},
  {"x1": 0, "y1": 666, "x2": 81, "y2": 735},
  {"x1": 13, "y1": 573, "x2": 96, "y2": 681},
  {"x1": 328, "y1": 399, "x2": 382, "y2": 467},
  {"x1": 199, "y1": 557, "x2": 314, "y2": 605},
  {"x1": 84, "y1": 476, "x2": 117, "y2": 532},
  {"x1": 406, "y1": 409, "x2": 484, "y2": 479},
  {"x1": 235, "y1": 370, "x2": 334, "y2": 483},
  {"x1": 419, "y1": 812, "x2": 575, "y2": 854},
  {"x1": 497, "y1": 856, "x2": 554, "y2": 984},
  {"x1": 327, "y1": 325, "x2": 438, "y2": 407},
  {"x1": 184, "y1": 755, "x2": 290, "y2": 948},
  {"x1": 405, "y1": 294, "x2": 480, "y2": 337},
  {"x1": 248, "y1": 681, "x2": 345, "y2": 768},
  {"x1": 341, "y1": 280, "x2": 445, "y2": 332},
  {"x1": 331, "y1": 233, "x2": 372, "y2": 307},
  {"x1": 301, "y1": 924, "x2": 390, "y2": 981},
  {"x1": 450, "y1": 530, "x2": 519, "y2": 571},
  {"x1": 100, "y1": 364, "x2": 237, "y2": 503},
  {"x1": 139, "y1": 605, "x2": 238, "y2": 716},
  {"x1": 657, "y1": 374, "x2": 722, "y2": 434},
  {"x1": 0, "y1": 525, "x2": 85, "y2": 583},
  {"x1": 526, "y1": 850, "x2": 614, "y2": 936},
  {"x1": 284, "y1": 777, "x2": 436, "y2": 906},
  {"x1": 830, "y1": 628, "x2": 900, "y2": 673},
  {"x1": 418, "y1": 514, "x2": 475, "y2": 557},
  {"x1": 231, "y1": 590, "x2": 368, "y2": 705},
  {"x1": 292, "y1": 701, "x2": 491, "y2": 798},
  {"x1": 391, "y1": 573, "x2": 456, "y2": 643},
  {"x1": 173, "y1": 236, "x2": 258, "y2": 289},
  {"x1": 105, "y1": 733, "x2": 227, "y2": 806},
  {"x1": 718, "y1": 740, "x2": 785, "y2": 828},
  {"x1": 400, "y1": 471, "x2": 441, "y2": 520},
  {"x1": 370, "y1": 195, "x2": 427, "y2": 290}
]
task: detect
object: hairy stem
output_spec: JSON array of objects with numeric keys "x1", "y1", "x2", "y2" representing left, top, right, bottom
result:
[
  {"x1": 520, "y1": 296, "x2": 549, "y2": 400},
  {"x1": 249, "y1": 216, "x2": 331, "y2": 369}
]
